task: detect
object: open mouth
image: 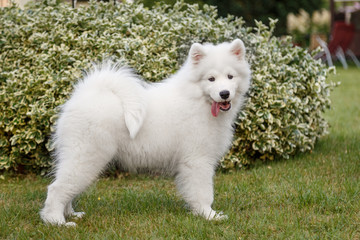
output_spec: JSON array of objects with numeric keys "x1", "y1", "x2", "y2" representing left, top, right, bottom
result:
[{"x1": 211, "y1": 101, "x2": 232, "y2": 117}]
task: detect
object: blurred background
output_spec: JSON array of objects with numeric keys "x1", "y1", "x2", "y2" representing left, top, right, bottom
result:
[{"x1": 1, "y1": 0, "x2": 359, "y2": 60}]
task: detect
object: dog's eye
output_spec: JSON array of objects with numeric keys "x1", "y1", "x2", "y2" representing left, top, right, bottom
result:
[
  {"x1": 208, "y1": 77, "x2": 215, "y2": 82},
  {"x1": 228, "y1": 74, "x2": 233, "y2": 79}
]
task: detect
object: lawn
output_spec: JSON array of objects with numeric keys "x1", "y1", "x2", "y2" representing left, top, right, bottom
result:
[{"x1": 1, "y1": 67, "x2": 359, "y2": 239}]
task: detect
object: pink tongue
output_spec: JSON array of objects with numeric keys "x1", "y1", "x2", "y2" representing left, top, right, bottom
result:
[{"x1": 211, "y1": 101, "x2": 220, "y2": 117}]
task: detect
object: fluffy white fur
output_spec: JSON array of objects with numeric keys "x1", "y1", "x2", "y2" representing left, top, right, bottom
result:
[{"x1": 40, "y1": 39, "x2": 251, "y2": 226}]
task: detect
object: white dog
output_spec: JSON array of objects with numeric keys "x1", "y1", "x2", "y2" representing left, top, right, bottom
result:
[{"x1": 40, "y1": 39, "x2": 251, "y2": 226}]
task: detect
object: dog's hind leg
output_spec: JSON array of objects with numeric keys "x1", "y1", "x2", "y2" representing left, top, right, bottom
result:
[
  {"x1": 40, "y1": 180, "x2": 69, "y2": 225},
  {"x1": 41, "y1": 159, "x2": 111, "y2": 225},
  {"x1": 40, "y1": 143, "x2": 116, "y2": 226},
  {"x1": 40, "y1": 179, "x2": 90, "y2": 227},
  {"x1": 64, "y1": 201, "x2": 85, "y2": 219}
]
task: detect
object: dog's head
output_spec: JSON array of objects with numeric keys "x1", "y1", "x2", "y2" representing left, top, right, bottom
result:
[{"x1": 188, "y1": 39, "x2": 251, "y2": 117}]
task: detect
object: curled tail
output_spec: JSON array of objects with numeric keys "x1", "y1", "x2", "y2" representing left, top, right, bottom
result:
[{"x1": 79, "y1": 64, "x2": 148, "y2": 139}]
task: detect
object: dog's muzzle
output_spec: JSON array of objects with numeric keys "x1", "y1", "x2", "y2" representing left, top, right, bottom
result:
[{"x1": 211, "y1": 101, "x2": 231, "y2": 117}]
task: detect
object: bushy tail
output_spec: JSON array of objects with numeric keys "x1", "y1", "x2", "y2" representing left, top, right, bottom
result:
[{"x1": 80, "y1": 64, "x2": 148, "y2": 139}]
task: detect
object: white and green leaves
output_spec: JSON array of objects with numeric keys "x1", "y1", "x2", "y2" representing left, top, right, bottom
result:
[{"x1": 0, "y1": 1, "x2": 335, "y2": 173}]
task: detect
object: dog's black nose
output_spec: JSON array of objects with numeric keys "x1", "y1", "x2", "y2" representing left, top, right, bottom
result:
[{"x1": 219, "y1": 90, "x2": 230, "y2": 100}]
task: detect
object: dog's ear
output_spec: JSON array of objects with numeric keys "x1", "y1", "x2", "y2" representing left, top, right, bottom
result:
[
  {"x1": 189, "y1": 43, "x2": 206, "y2": 64},
  {"x1": 230, "y1": 39, "x2": 246, "y2": 60}
]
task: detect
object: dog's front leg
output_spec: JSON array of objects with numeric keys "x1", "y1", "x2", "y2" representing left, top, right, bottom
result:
[{"x1": 175, "y1": 160, "x2": 228, "y2": 220}]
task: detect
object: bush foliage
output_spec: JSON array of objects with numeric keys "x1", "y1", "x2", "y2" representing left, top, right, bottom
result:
[
  {"x1": 139, "y1": 0, "x2": 325, "y2": 36},
  {"x1": 0, "y1": 0, "x2": 335, "y2": 174}
]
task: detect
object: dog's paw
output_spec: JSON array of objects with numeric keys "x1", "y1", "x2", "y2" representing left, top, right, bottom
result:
[
  {"x1": 40, "y1": 210, "x2": 66, "y2": 226},
  {"x1": 72, "y1": 211, "x2": 85, "y2": 219},
  {"x1": 195, "y1": 208, "x2": 228, "y2": 221},
  {"x1": 212, "y1": 211, "x2": 228, "y2": 221},
  {"x1": 65, "y1": 222, "x2": 77, "y2": 227}
]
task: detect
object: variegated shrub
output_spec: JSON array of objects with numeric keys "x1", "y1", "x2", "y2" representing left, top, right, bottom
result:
[{"x1": 0, "y1": 0, "x2": 335, "y2": 173}]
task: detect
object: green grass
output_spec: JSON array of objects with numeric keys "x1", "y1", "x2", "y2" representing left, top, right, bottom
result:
[{"x1": 1, "y1": 67, "x2": 359, "y2": 239}]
